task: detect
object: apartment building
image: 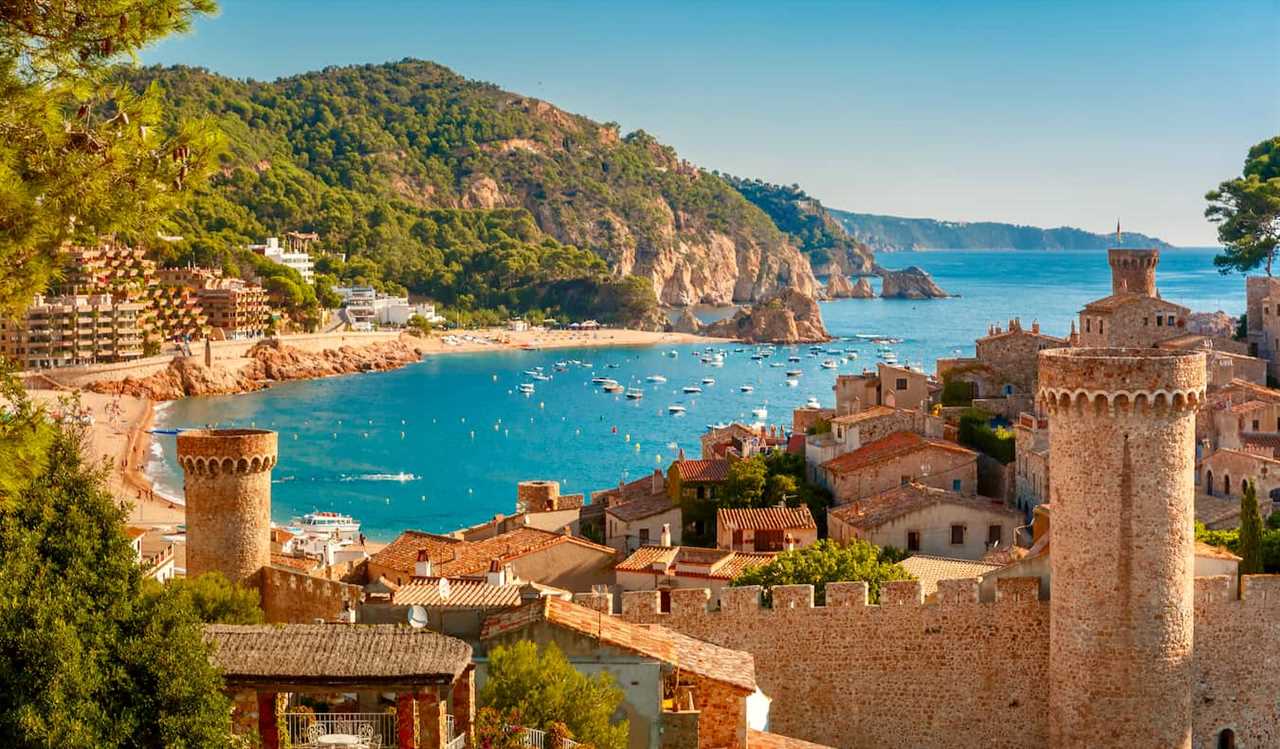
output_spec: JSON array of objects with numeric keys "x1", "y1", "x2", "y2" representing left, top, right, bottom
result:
[{"x1": 0, "y1": 294, "x2": 145, "y2": 369}]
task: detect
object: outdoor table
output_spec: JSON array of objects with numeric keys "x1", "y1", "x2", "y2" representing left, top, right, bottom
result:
[{"x1": 315, "y1": 735, "x2": 365, "y2": 748}]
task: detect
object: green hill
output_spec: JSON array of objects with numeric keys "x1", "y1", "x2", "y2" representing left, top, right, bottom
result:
[
  {"x1": 719, "y1": 176, "x2": 874, "y2": 274},
  {"x1": 119, "y1": 60, "x2": 821, "y2": 325},
  {"x1": 830, "y1": 209, "x2": 1174, "y2": 252}
]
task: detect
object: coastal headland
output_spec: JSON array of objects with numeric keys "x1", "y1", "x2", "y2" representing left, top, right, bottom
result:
[{"x1": 23, "y1": 327, "x2": 721, "y2": 527}]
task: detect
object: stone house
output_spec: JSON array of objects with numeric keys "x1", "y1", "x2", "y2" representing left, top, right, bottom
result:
[
  {"x1": 936, "y1": 318, "x2": 1066, "y2": 404},
  {"x1": 827, "y1": 482, "x2": 1023, "y2": 559},
  {"x1": 1197, "y1": 378, "x2": 1280, "y2": 451},
  {"x1": 668, "y1": 456, "x2": 733, "y2": 540},
  {"x1": 832, "y1": 362, "x2": 930, "y2": 416},
  {"x1": 1196, "y1": 448, "x2": 1280, "y2": 506},
  {"x1": 366, "y1": 526, "x2": 617, "y2": 591},
  {"x1": 805, "y1": 406, "x2": 943, "y2": 488},
  {"x1": 1156, "y1": 333, "x2": 1267, "y2": 388},
  {"x1": 791, "y1": 406, "x2": 836, "y2": 435},
  {"x1": 819, "y1": 431, "x2": 978, "y2": 503},
  {"x1": 1247, "y1": 274, "x2": 1280, "y2": 379},
  {"x1": 602, "y1": 472, "x2": 683, "y2": 554},
  {"x1": 1013, "y1": 412, "x2": 1050, "y2": 517},
  {"x1": 1074, "y1": 249, "x2": 1191, "y2": 348},
  {"x1": 898, "y1": 555, "x2": 1001, "y2": 603},
  {"x1": 614, "y1": 545, "x2": 772, "y2": 607},
  {"x1": 479, "y1": 596, "x2": 803, "y2": 749},
  {"x1": 716, "y1": 506, "x2": 817, "y2": 553},
  {"x1": 700, "y1": 423, "x2": 787, "y2": 460}
]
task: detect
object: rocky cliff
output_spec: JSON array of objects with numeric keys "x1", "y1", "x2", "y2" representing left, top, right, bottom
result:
[
  {"x1": 850, "y1": 277, "x2": 875, "y2": 299},
  {"x1": 879, "y1": 266, "x2": 949, "y2": 299},
  {"x1": 826, "y1": 273, "x2": 856, "y2": 299},
  {"x1": 90, "y1": 339, "x2": 424, "y2": 400},
  {"x1": 704, "y1": 289, "x2": 830, "y2": 343}
]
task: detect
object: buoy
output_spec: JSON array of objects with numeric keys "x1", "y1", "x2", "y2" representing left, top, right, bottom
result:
[
  {"x1": 362, "y1": 432, "x2": 368, "y2": 438},
  {"x1": 468, "y1": 488, "x2": 474, "y2": 494},
  {"x1": 625, "y1": 433, "x2": 631, "y2": 442},
  {"x1": 492, "y1": 374, "x2": 497, "y2": 382},
  {"x1": 539, "y1": 401, "x2": 544, "y2": 409},
  {"x1": 611, "y1": 426, "x2": 618, "y2": 434},
  {"x1": 400, "y1": 431, "x2": 405, "y2": 439},
  {"x1": 469, "y1": 430, "x2": 475, "y2": 439},
  {"x1": 332, "y1": 433, "x2": 337, "y2": 439}
]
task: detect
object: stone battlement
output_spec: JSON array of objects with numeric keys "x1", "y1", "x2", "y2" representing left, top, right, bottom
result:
[
  {"x1": 1038, "y1": 347, "x2": 1205, "y2": 416},
  {"x1": 177, "y1": 428, "x2": 278, "y2": 476}
]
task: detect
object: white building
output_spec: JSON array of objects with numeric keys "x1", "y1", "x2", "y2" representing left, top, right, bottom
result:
[
  {"x1": 334, "y1": 286, "x2": 444, "y2": 330},
  {"x1": 249, "y1": 237, "x2": 314, "y2": 285}
]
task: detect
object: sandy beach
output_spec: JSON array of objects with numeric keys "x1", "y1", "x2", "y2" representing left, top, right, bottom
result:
[{"x1": 28, "y1": 326, "x2": 725, "y2": 525}]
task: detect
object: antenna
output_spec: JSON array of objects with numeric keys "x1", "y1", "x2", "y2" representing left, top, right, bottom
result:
[{"x1": 407, "y1": 605, "x2": 429, "y2": 629}]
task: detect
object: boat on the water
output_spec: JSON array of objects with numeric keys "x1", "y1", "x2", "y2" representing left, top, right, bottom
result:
[
  {"x1": 786, "y1": 379, "x2": 799, "y2": 387},
  {"x1": 805, "y1": 397, "x2": 822, "y2": 409},
  {"x1": 518, "y1": 383, "x2": 535, "y2": 394},
  {"x1": 603, "y1": 381, "x2": 624, "y2": 393},
  {"x1": 786, "y1": 369, "x2": 803, "y2": 377},
  {"x1": 531, "y1": 372, "x2": 552, "y2": 381},
  {"x1": 668, "y1": 404, "x2": 687, "y2": 414},
  {"x1": 788, "y1": 355, "x2": 801, "y2": 363},
  {"x1": 740, "y1": 384, "x2": 754, "y2": 393},
  {"x1": 289, "y1": 511, "x2": 361, "y2": 537},
  {"x1": 820, "y1": 360, "x2": 838, "y2": 369},
  {"x1": 590, "y1": 376, "x2": 609, "y2": 384},
  {"x1": 751, "y1": 406, "x2": 768, "y2": 419},
  {"x1": 625, "y1": 388, "x2": 645, "y2": 400},
  {"x1": 646, "y1": 374, "x2": 668, "y2": 383},
  {"x1": 701, "y1": 377, "x2": 716, "y2": 385},
  {"x1": 682, "y1": 385, "x2": 702, "y2": 394},
  {"x1": 706, "y1": 422, "x2": 730, "y2": 431}
]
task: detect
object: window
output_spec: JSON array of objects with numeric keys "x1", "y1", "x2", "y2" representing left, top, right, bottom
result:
[
  {"x1": 1157, "y1": 315, "x2": 1164, "y2": 327},
  {"x1": 659, "y1": 589, "x2": 671, "y2": 613},
  {"x1": 1253, "y1": 420, "x2": 1261, "y2": 432},
  {"x1": 1085, "y1": 318, "x2": 1091, "y2": 332},
  {"x1": 1224, "y1": 474, "x2": 1231, "y2": 495},
  {"x1": 900, "y1": 475, "x2": 910, "y2": 485},
  {"x1": 639, "y1": 528, "x2": 650, "y2": 545},
  {"x1": 906, "y1": 531, "x2": 921, "y2": 552},
  {"x1": 896, "y1": 377, "x2": 908, "y2": 390},
  {"x1": 1206, "y1": 470, "x2": 1214, "y2": 496},
  {"x1": 988, "y1": 524, "x2": 1003, "y2": 546},
  {"x1": 1218, "y1": 728, "x2": 1236, "y2": 749},
  {"x1": 1099, "y1": 320, "x2": 1104, "y2": 334},
  {"x1": 950, "y1": 524, "x2": 965, "y2": 545},
  {"x1": 1143, "y1": 317, "x2": 1148, "y2": 326},
  {"x1": 952, "y1": 478, "x2": 962, "y2": 492},
  {"x1": 696, "y1": 486, "x2": 706, "y2": 500}
]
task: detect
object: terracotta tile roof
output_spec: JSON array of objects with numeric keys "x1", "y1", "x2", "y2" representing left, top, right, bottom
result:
[
  {"x1": 1199, "y1": 447, "x2": 1280, "y2": 469},
  {"x1": 749, "y1": 729, "x2": 836, "y2": 749},
  {"x1": 392, "y1": 578, "x2": 524, "y2": 609},
  {"x1": 271, "y1": 552, "x2": 322, "y2": 572},
  {"x1": 593, "y1": 470, "x2": 667, "y2": 508},
  {"x1": 481, "y1": 598, "x2": 756, "y2": 692},
  {"x1": 270, "y1": 527, "x2": 296, "y2": 544},
  {"x1": 820, "y1": 432, "x2": 975, "y2": 476},
  {"x1": 1231, "y1": 399, "x2": 1270, "y2": 414},
  {"x1": 975, "y1": 327, "x2": 1067, "y2": 345},
  {"x1": 830, "y1": 405, "x2": 898, "y2": 426},
  {"x1": 607, "y1": 492, "x2": 677, "y2": 522},
  {"x1": 828, "y1": 482, "x2": 1021, "y2": 531},
  {"x1": 614, "y1": 545, "x2": 772, "y2": 580},
  {"x1": 672, "y1": 458, "x2": 731, "y2": 483},
  {"x1": 205, "y1": 624, "x2": 472, "y2": 685},
  {"x1": 899, "y1": 555, "x2": 1001, "y2": 598},
  {"x1": 1195, "y1": 540, "x2": 1242, "y2": 562},
  {"x1": 126, "y1": 526, "x2": 148, "y2": 540},
  {"x1": 371, "y1": 527, "x2": 616, "y2": 578},
  {"x1": 1220, "y1": 379, "x2": 1280, "y2": 403},
  {"x1": 1242, "y1": 432, "x2": 1280, "y2": 455},
  {"x1": 1082, "y1": 292, "x2": 1175, "y2": 312},
  {"x1": 718, "y1": 506, "x2": 816, "y2": 531}
]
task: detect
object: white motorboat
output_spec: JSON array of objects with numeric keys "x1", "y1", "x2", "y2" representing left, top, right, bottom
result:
[
  {"x1": 603, "y1": 381, "x2": 624, "y2": 393},
  {"x1": 591, "y1": 376, "x2": 609, "y2": 384},
  {"x1": 668, "y1": 404, "x2": 687, "y2": 414},
  {"x1": 646, "y1": 374, "x2": 668, "y2": 383},
  {"x1": 752, "y1": 406, "x2": 768, "y2": 419},
  {"x1": 786, "y1": 379, "x2": 799, "y2": 387},
  {"x1": 740, "y1": 384, "x2": 754, "y2": 393},
  {"x1": 625, "y1": 388, "x2": 645, "y2": 400},
  {"x1": 290, "y1": 511, "x2": 361, "y2": 538},
  {"x1": 531, "y1": 372, "x2": 552, "y2": 381},
  {"x1": 805, "y1": 397, "x2": 822, "y2": 409},
  {"x1": 786, "y1": 369, "x2": 803, "y2": 377},
  {"x1": 820, "y1": 360, "x2": 838, "y2": 369},
  {"x1": 518, "y1": 383, "x2": 535, "y2": 394},
  {"x1": 701, "y1": 377, "x2": 716, "y2": 385},
  {"x1": 788, "y1": 355, "x2": 801, "y2": 363},
  {"x1": 682, "y1": 385, "x2": 702, "y2": 394}
]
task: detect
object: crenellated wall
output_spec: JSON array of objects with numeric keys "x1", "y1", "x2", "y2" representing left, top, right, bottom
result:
[
  {"x1": 260, "y1": 566, "x2": 361, "y2": 624},
  {"x1": 616, "y1": 575, "x2": 1280, "y2": 749}
]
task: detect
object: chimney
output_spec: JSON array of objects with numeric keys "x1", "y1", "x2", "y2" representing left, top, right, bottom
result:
[
  {"x1": 323, "y1": 540, "x2": 336, "y2": 568},
  {"x1": 660, "y1": 523, "x2": 672, "y2": 547},
  {"x1": 487, "y1": 558, "x2": 507, "y2": 587},
  {"x1": 414, "y1": 549, "x2": 432, "y2": 578},
  {"x1": 677, "y1": 447, "x2": 686, "y2": 461},
  {"x1": 1031, "y1": 320, "x2": 1040, "y2": 334},
  {"x1": 652, "y1": 469, "x2": 664, "y2": 495}
]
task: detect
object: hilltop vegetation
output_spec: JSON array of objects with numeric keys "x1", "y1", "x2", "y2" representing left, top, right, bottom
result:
[
  {"x1": 719, "y1": 176, "x2": 874, "y2": 274},
  {"x1": 118, "y1": 61, "x2": 822, "y2": 323},
  {"x1": 830, "y1": 209, "x2": 1174, "y2": 252}
]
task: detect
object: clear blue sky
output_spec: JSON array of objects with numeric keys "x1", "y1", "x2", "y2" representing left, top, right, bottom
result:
[{"x1": 143, "y1": 0, "x2": 1279, "y2": 246}]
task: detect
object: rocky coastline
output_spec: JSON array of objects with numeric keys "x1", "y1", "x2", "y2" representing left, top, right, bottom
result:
[
  {"x1": 878, "y1": 266, "x2": 950, "y2": 299},
  {"x1": 90, "y1": 338, "x2": 426, "y2": 401},
  {"x1": 703, "y1": 289, "x2": 830, "y2": 343}
]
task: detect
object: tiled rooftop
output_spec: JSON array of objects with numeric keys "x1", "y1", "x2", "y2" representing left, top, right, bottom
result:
[
  {"x1": 899, "y1": 555, "x2": 1001, "y2": 598},
  {"x1": 821, "y1": 432, "x2": 975, "y2": 476},
  {"x1": 481, "y1": 597, "x2": 756, "y2": 692},
  {"x1": 370, "y1": 526, "x2": 616, "y2": 578},
  {"x1": 718, "y1": 505, "x2": 816, "y2": 531},
  {"x1": 614, "y1": 545, "x2": 772, "y2": 580},
  {"x1": 828, "y1": 482, "x2": 1020, "y2": 531},
  {"x1": 673, "y1": 458, "x2": 731, "y2": 483},
  {"x1": 392, "y1": 577, "x2": 524, "y2": 609}
]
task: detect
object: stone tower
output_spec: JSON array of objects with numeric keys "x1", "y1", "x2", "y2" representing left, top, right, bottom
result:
[
  {"x1": 1038, "y1": 348, "x2": 1205, "y2": 748},
  {"x1": 1108, "y1": 247, "x2": 1159, "y2": 296},
  {"x1": 176, "y1": 428, "x2": 278, "y2": 585},
  {"x1": 516, "y1": 479, "x2": 560, "y2": 513}
]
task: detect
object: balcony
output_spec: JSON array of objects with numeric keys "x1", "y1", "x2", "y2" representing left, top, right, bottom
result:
[{"x1": 281, "y1": 711, "x2": 395, "y2": 748}]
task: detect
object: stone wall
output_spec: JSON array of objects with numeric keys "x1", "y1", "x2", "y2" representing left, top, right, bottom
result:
[
  {"x1": 260, "y1": 565, "x2": 361, "y2": 623},
  {"x1": 617, "y1": 578, "x2": 1280, "y2": 749},
  {"x1": 690, "y1": 673, "x2": 749, "y2": 749}
]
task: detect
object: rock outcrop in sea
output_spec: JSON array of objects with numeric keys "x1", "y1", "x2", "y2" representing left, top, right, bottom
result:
[
  {"x1": 850, "y1": 277, "x2": 875, "y2": 299},
  {"x1": 90, "y1": 338, "x2": 424, "y2": 401},
  {"x1": 825, "y1": 273, "x2": 856, "y2": 299},
  {"x1": 879, "y1": 266, "x2": 949, "y2": 299},
  {"x1": 704, "y1": 289, "x2": 830, "y2": 343},
  {"x1": 669, "y1": 308, "x2": 705, "y2": 335}
]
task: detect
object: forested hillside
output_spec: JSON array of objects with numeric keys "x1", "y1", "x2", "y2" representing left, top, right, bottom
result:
[
  {"x1": 119, "y1": 61, "x2": 820, "y2": 324},
  {"x1": 830, "y1": 209, "x2": 1174, "y2": 252},
  {"x1": 719, "y1": 176, "x2": 874, "y2": 274}
]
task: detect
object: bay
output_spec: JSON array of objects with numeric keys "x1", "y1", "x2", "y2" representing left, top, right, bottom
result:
[{"x1": 148, "y1": 248, "x2": 1242, "y2": 540}]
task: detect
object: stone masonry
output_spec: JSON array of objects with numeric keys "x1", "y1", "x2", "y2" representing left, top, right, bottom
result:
[{"x1": 176, "y1": 428, "x2": 277, "y2": 585}]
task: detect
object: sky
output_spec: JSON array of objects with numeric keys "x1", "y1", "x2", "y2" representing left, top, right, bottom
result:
[{"x1": 143, "y1": 0, "x2": 1279, "y2": 246}]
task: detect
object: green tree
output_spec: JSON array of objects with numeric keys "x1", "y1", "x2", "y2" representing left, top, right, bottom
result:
[
  {"x1": 765, "y1": 472, "x2": 799, "y2": 504},
  {"x1": 480, "y1": 641, "x2": 628, "y2": 749},
  {"x1": 0, "y1": 382, "x2": 232, "y2": 747},
  {"x1": 144, "y1": 571, "x2": 265, "y2": 624},
  {"x1": 0, "y1": 0, "x2": 220, "y2": 315},
  {"x1": 731, "y1": 539, "x2": 913, "y2": 605},
  {"x1": 1239, "y1": 481, "x2": 1265, "y2": 576},
  {"x1": 1208, "y1": 136, "x2": 1280, "y2": 275},
  {"x1": 406, "y1": 313, "x2": 434, "y2": 337},
  {"x1": 722, "y1": 455, "x2": 768, "y2": 507}
]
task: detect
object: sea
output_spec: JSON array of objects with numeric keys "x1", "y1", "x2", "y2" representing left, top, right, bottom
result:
[{"x1": 147, "y1": 248, "x2": 1242, "y2": 541}]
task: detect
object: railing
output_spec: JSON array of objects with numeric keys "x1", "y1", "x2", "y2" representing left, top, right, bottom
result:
[
  {"x1": 282, "y1": 711, "x2": 395, "y2": 747},
  {"x1": 513, "y1": 727, "x2": 580, "y2": 749}
]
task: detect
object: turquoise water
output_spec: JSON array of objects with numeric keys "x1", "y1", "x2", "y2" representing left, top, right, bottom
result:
[{"x1": 149, "y1": 249, "x2": 1242, "y2": 540}]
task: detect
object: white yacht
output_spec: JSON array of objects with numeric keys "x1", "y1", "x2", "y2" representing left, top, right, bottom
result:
[
  {"x1": 668, "y1": 404, "x2": 687, "y2": 414},
  {"x1": 518, "y1": 383, "x2": 535, "y2": 394},
  {"x1": 820, "y1": 360, "x2": 838, "y2": 369},
  {"x1": 289, "y1": 511, "x2": 361, "y2": 538},
  {"x1": 645, "y1": 374, "x2": 668, "y2": 383},
  {"x1": 740, "y1": 384, "x2": 754, "y2": 393},
  {"x1": 701, "y1": 377, "x2": 716, "y2": 385},
  {"x1": 682, "y1": 385, "x2": 702, "y2": 394},
  {"x1": 805, "y1": 397, "x2": 822, "y2": 409},
  {"x1": 625, "y1": 388, "x2": 645, "y2": 400}
]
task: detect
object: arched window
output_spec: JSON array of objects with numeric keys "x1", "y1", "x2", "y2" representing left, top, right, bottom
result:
[
  {"x1": 1218, "y1": 728, "x2": 1236, "y2": 749},
  {"x1": 1206, "y1": 470, "x2": 1214, "y2": 496},
  {"x1": 1224, "y1": 474, "x2": 1232, "y2": 496}
]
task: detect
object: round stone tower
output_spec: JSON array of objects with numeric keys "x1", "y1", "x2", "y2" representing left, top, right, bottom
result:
[
  {"x1": 1038, "y1": 348, "x2": 1205, "y2": 749},
  {"x1": 1108, "y1": 248, "x2": 1159, "y2": 296},
  {"x1": 176, "y1": 428, "x2": 278, "y2": 585},
  {"x1": 517, "y1": 479, "x2": 560, "y2": 513}
]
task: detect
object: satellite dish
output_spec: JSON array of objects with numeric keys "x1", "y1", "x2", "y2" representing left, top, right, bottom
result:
[{"x1": 407, "y1": 605, "x2": 429, "y2": 629}]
